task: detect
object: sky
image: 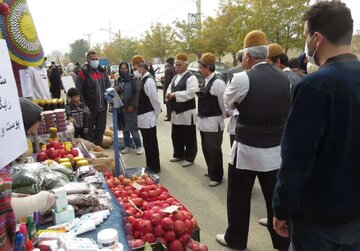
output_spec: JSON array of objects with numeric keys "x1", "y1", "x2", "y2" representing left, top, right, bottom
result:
[{"x1": 26, "y1": 0, "x2": 360, "y2": 55}]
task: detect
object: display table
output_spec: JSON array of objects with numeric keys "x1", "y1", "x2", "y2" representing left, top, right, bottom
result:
[{"x1": 29, "y1": 122, "x2": 75, "y2": 146}]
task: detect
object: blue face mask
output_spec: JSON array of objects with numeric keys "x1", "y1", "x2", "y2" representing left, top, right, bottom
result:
[
  {"x1": 90, "y1": 60, "x2": 99, "y2": 69},
  {"x1": 120, "y1": 70, "x2": 129, "y2": 78}
]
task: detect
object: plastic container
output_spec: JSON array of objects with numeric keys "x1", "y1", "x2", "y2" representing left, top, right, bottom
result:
[
  {"x1": 26, "y1": 216, "x2": 37, "y2": 242},
  {"x1": 15, "y1": 232, "x2": 25, "y2": 251},
  {"x1": 97, "y1": 228, "x2": 119, "y2": 249}
]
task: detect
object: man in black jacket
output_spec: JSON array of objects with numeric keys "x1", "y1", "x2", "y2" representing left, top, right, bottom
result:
[
  {"x1": 272, "y1": 2, "x2": 360, "y2": 250},
  {"x1": 75, "y1": 51, "x2": 111, "y2": 146}
]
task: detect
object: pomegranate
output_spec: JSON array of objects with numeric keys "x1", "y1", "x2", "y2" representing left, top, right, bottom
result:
[
  {"x1": 168, "y1": 239, "x2": 183, "y2": 251},
  {"x1": 143, "y1": 233, "x2": 156, "y2": 243},
  {"x1": 164, "y1": 230, "x2": 176, "y2": 242},
  {"x1": 161, "y1": 217, "x2": 174, "y2": 231},
  {"x1": 154, "y1": 224, "x2": 165, "y2": 237},
  {"x1": 174, "y1": 220, "x2": 187, "y2": 236}
]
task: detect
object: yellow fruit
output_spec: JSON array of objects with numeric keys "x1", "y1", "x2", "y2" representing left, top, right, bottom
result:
[
  {"x1": 77, "y1": 159, "x2": 89, "y2": 167},
  {"x1": 73, "y1": 156, "x2": 84, "y2": 163},
  {"x1": 58, "y1": 158, "x2": 70, "y2": 163},
  {"x1": 61, "y1": 162, "x2": 72, "y2": 168}
]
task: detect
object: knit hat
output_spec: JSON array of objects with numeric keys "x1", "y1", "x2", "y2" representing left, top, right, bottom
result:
[
  {"x1": 268, "y1": 43, "x2": 284, "y2": 58},
  {"x1": 243, "y1": 30, "x2": 268, "y2": 48},
  {"x1": 175, "y1": 53, "x2": 188, "y2": 62},
  {"x1": 19, "y1": 98, "x2": 43, "y2": 132},
  {"x1": 198, "y1": 53, "x2": 216, "y2": 66},
  {"x1": 131, "y1": 55, "x2": 145, "y2": 66}
]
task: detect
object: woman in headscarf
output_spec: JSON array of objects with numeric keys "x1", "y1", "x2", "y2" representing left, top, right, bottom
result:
[
  {"x1": 0, "y1": 98, "x2": 55, "y2": 251},
  {"x1": 115, "y1": 61, "x2": 143, "y2": 155}
]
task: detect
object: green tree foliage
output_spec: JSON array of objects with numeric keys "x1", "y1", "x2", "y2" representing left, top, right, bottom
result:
[
  {"x1": 69, "y1": 39, "x2": 89, "y2": 65},
  {"x1": 140, "y1": 23, "x2": 177, "y2": 62},
  {"x1": 351, "y1": 33, "x2": 360, "y2": 56},
  {"x1": 175, "y1": 20, "x2": 204, "y2": 59},
  {"x1": 114, "y1": 36, "x2": 140, "y2": 63}
]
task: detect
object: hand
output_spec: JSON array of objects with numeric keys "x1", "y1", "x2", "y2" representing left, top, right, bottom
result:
[
  {"x1": 273, "y1": 217, "x2": 289, "y2": 238},
  {"x1": 166, "y1": 93, "x2": 175, "y2": 100},
  {"x1": 126, "y1": 106, "x2": 134, "y2": 113},
  {"x1": 83, "y1": 128, "x2": 88, "y2": 133},
  {"x1": 69, "y1": 118, "x2": 75, "y2": 124}
]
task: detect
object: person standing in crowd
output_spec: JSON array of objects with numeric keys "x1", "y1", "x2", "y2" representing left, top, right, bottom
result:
[
  {"x1": 65, "y1": 87, "x2": 90, "y2": 139},
  {"x1": 227, "y1": 49, "x2": 243, "y2": 83},
  {"x1": 66, "y1": 62, "x2": 78, "y2": 83},
  {"x1": 273, "y1": 2, "x2": 360, "y2": 250},
  {"x1": 226, "y1": 50, "x2": 243, "y2": 147},
  {"x1": 288, "y1": 57, "x2": 307, "y2": 79},
  {"x1": 47, "y1": 61, "x2": 62, "y2": 98},
  {"x1": 216, "y1": 30, "x2": 290, "y2": 251},
  {"x1": 132, "y1": 55, "x2": 161, "y2": 173},
  {"x1": 76, "y1": 51, "x2": 111, "y2": 146},
  {"x1": 166, "y1": 53, "x2": 198, "y2": 168},
  {"x1": 74, "y1": 63, "x2": 82, "y2": 75},
  {"x1": 163, "y1": 57, "x2": 177, "y2": 121},
  {"x1": 197, "y1": 53, "x2": 226, "y2": 187},
  {"x1": 268, "y1": 43, "x2": 302, "y2": 98},
  {"x1": 115, "y1": 61, "x2": 143, "y2": 155}
]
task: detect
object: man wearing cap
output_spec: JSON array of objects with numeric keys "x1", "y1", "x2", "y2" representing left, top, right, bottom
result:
[
  {"x1": 273, "y1": 2, "x2": 360, "y2": 250},
  {"x1": 166, "y1": 53, "x2": 198, "y2": 168},
  {"x1": 163, "y1": 57, "x2": 177, "y2": 121},
  {"x1": 76, "y1": 51, "x2": 111, "y2": 146},
  {"x1": 197, "y1": 53, "x2": 226, "y2": 187},
  {"x1": 217, "y1": 30, "x2": 290, "y2": 250},
  {"x1": 132, "y1": 55, "x2": 161, "y2": 173},
  {"x1": 268, "y1": 43, "x2": 301, "y2": 99},
  {"x1": 227, "y1": 49, "x2": 244, "y2": 83}
]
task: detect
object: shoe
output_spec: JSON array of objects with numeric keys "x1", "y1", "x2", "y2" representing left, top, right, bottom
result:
[
  {"x1": 182, "y1": 161, "x2": 193, "y2": 167},
  {"x1": 209, "y1": 181, "x2": 221, "y2": 187},
  {"x1": 121, "y1": 147, "x2": 131, "y2": 154},
  {"x1": 258, "y1": 217, "x2": 268, "y2": 226},
  {"x1": 170, "y1": 157, "x2": 183, "y2": 162},
  {"x1": 135, "y1": 146, "x2": 144, "y2": 155},
  {"x1": 204, "y1": 173, "x2": 209, "y2": 177},
  {"x1": 164, "y1": 118, "x2": 170, "y2": 121},
  {"x1": 215, "y1": 234, "x2": 228, "y2": 246}
]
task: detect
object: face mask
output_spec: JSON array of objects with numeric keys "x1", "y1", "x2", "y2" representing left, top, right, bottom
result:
[
  {"x1": 134, "y1": 70, "x2": 142, "y2": 78},
  {"x1": 304, "y1": 34, "x2": 319, "y2": 66},
  {"x1": 90, "y1": 60, "x2": 99, "y2": 69}
]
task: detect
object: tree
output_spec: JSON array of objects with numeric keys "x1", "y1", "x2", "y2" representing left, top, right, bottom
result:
[
  {"x1": 140, "y1": 23, "x2": 177, "y2": 62},
  {"x1": 102, "y1": 42, "x2": 120, "y2": 65},
  {"x1": 69, "y1": 39, "x2": 89, "y2": 64},
  {"x1": 114, "y1": 36, "x2": 140, "y2": 63},
  {"x1": 175, "y1": 20, "x2": 204, "y2": 59},
  {"x1": 351, "y1": 32, "x2": 360, "y2": 56}
]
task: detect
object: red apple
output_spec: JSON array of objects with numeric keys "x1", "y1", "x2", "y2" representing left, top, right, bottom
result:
[
  {"x1": 37, "y1": 152, "x2": 48, "y2": 161},
  {"x1": 46, "y1": 147, "x2": 59, "y2": 159},
  {"x1": 69, "y1": 148, "x2": 79, "y2": 157}
]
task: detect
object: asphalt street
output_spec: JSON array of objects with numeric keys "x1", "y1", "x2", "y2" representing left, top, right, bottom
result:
[{"x1": 106, "y1": 88, "x2": 280, "y2": 251}]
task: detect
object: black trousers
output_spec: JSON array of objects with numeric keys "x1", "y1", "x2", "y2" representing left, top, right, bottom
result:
[
  {"x1": 166, "y1": 102, "x2": 172, "y2": 119},
  {"x1": 230, "y1": 134, "x2": 235, "y2": 147},
  {"x1": 140, "y1": 127, "x2": 160, "y2": 172},
  {"x1": 225, "y1": 161, "x2": 290, "y2": 250},
  {"x1": 200, "y1": 130, "x2": 223, "y2": 182},
  {"x1": 171, "y1": 123, "x2": 197, "y2": 162},
  {"x1": 88, "y1": 110, "x2": 107, "y2": 146},
  {"x1": 74, "y1": 127, "x2": 87, "y2": 139}
]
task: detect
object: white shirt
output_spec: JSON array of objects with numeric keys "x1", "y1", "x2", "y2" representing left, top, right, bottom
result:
[
  {"x1": 28, "y1": 67, "x2": 51, "y2": 99},
  {"x1": 197, "y1": 73, "x2": 226, "y2": 132},
  {"x1": 137, "y1": 72, "x2": 162, "y2": 129},
  {"x1": 227, "y1": 108, "x2": 239, "y2": 135},
  {"x1": 166, "y1": 70, "x2": 198, "y2": 125},
  {"x1": 224, "y1": 62, "x2": 281, "y2": 172}
]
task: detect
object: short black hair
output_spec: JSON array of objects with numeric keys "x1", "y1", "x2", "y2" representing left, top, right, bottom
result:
[
  {"x1": 166, "y1": 57, "x2": 175, "y2": 65},
  {"x1": 279, "y1": 54, "x2": 289, "y2": 67},
  {"x1": 67, "y1": 87, "x2": 80, "y2": 97},
  {"x1": 51, "y1": 61, "x2": 56, "y2": 65},
  {"x1": 303, "y1": 1, "x2": 353, "y2": 45},
  {"x1": 199, "y1": 62, "x2": 215, "y2": 72},
  {"x1": 270, "y1": 56, "x2": 280, "y2": 64},
  {"x1": 288, "y1": 58, "x2": 300, "y2": 69}
]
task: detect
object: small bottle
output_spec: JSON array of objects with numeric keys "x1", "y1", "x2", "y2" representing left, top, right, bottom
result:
[
  {"x1": 26, "y1": 216, "x2": 37, "y2": 243},
  {"x1": 15, "y1": 232, "x2": 25, "y2": 251},
  {"x1": 19, "y1": 224, "x2": 28, "y2": 242},
  {"x1": 49, "y1": 127, "x2": 58, "y2": 139}
]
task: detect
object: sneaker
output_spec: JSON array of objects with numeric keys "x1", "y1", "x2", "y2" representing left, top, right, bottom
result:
[
  {"x1": 209, "y1": 181, "x2": 221, "y2": 187},
  {"x1": 136, "y1": 146, "x2": 144, "y2": 155},
  {"x1": 182, "y1": 161, "x2": 193, "y2": 167},
  {"x1": 170, "y1": 157, "x2": 183, "y2": 162},
  {"x1": 121, "y1": 147, "x2": 131, "y2": 154},
  {"x1": 215, "y1": 234, "x2": 229, "y2": 246},
  {"x1": 258, "y1": 217, "x2": 268, "y2": 226}
]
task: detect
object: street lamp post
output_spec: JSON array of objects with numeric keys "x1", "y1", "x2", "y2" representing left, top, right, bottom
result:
[
  {"x1": 99, "y1": 28, "x2": 121, "y2": 43},
  {"x1": 83, "y1": 33, "x2": 92, "y2": 47}
]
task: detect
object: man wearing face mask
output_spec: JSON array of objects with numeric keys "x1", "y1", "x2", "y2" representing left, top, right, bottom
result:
[
  {"x1": 272, "y1": 2, "x2": 360, "y2": 250},
  {"x1": 76, "y1": 51, "x2": 111, "y2": 146},
  {"x1": 132, "y1": 55, "x2": 161, "y2": 173}
]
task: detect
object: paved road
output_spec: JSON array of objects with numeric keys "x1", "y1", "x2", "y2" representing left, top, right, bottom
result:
[{"x1": 105, "y1": 88, "x2": 278, "y2": 251}]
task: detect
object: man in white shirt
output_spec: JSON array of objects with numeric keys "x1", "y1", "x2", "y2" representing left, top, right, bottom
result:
[
  {"x1": 197, "y1": 53, "x2": 226, "y2": 187},
  {"x1": 216, "y1": 30, "x2": 291, "y2": 250},
  {"x1": 166, "y1": 53, "x2": 198, "y2": 167},
  {"x1": 132, "y1": 55, "x2": 162, "y2": 173}
]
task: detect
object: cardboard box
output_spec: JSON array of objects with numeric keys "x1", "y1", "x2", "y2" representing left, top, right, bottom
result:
[{"x1": 53, "y1": 205, "x2": 75, "y2": 225}]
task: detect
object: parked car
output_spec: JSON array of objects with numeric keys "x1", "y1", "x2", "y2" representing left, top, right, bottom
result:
[
  {"x1": 153, "y1": 64, "x2": 165, "y2": 88},
  {"x1": 188, "y1": 61, "x2": 230, "y2": 87}
]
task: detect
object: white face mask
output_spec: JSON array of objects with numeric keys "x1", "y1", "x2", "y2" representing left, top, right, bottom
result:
[
  {"x1": 304, "y1": 34, "x2": 319, "y2": 66},
  {"x1": 133, "y1": 70, "x2": 142, "y2": 78},
  {"x1": 90, "y1": 60, "x2": 99, "y2": 69}
]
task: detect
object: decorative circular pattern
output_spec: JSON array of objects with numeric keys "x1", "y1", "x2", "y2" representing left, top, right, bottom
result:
[{"x1": 0, "y1": 0, "x2": 44, "y2": 66}]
